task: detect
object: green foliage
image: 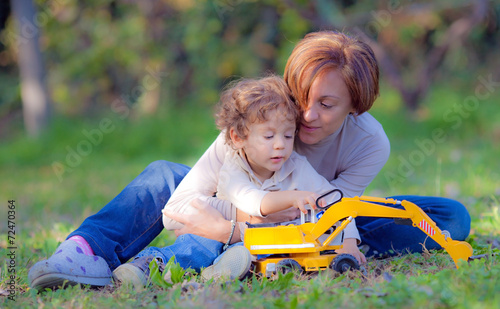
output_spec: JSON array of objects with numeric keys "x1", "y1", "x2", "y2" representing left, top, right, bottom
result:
[
  {"x1": 3, "y1": 0, "x2": 498, "y2": 127},
  {"x1": 149, "y1": 256, "x2": 196, "y2": 289}
]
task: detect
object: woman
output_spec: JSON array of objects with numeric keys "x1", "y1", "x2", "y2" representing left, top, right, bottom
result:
[{"x1": 28, "y1": 31, "x2": 471, "y2": 290}]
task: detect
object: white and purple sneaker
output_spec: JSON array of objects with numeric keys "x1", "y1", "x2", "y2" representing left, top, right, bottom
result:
[{"x1": 28, "y1": 240, "x2": 112, "y2": 291}]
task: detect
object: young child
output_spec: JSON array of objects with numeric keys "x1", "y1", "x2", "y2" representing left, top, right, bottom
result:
[
  {"x1": 213, "y1": 76, "x2": 337, "y2": 220},
  {"x1": 113, "y1": 75, "x2": 360, "y2": 286},
  {"x1": 187, "y1": 75, "x2": 360, "y2": 280}
]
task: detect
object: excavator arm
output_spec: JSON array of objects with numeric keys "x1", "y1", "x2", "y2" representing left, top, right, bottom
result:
[{"x1": 306, "y1": 196, "x2": 473, "y2": 268}]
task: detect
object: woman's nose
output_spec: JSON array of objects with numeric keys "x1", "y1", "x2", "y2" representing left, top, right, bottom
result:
[{"x1": 302, "y1": 106, "x2": 317, "y2": 122}]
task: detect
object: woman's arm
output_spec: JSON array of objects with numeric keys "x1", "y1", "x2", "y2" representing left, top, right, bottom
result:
[
  {"x1": 164, "y1": 197, "x2": 301, "y2": 244},
  {"x1": 163, "y1": 198, "x2": 239, "y2": 243},
  {"x1": 162, "y1": 133, "x2": 233, "y2": 230}
]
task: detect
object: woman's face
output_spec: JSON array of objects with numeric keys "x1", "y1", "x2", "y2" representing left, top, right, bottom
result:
[{"x1": 298, "y1": 69, "x2": 355, "y2": 145}]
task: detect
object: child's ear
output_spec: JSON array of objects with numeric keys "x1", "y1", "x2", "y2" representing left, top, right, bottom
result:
[{"x1": 230, "y1": 128, "x2": 245, "y2": 149}]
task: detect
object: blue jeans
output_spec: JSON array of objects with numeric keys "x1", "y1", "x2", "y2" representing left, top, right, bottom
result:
[
  {"x1": 136, "y1": 234, "x2": 223, "y2": 272},
  {"x1": 69, "y1": 161, "x2": 471, "y2": 270},
  {"x1": 357, "y1": 195, "x2": 471, "y2": 257},
  {"x1": 68, "y1": 161, "x2": 192, "y2": 270}
]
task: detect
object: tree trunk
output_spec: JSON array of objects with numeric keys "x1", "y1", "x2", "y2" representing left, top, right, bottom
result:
[{"x1": 11, "y1": 0, "x2": 51, "y2": 137}]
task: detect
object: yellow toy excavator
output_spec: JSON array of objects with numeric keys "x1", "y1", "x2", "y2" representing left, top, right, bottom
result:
[{"x1": 243, "y1": 190, "x2": 473, "y2": 276}]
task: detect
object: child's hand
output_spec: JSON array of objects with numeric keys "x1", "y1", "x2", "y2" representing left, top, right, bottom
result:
[
  {"x1": 247, "y1": 207, "x2": 300, "y2": 224},
  {"x1": 260, "y1": 190, "x2": 322, "y2": 216},
  {"x1": 291, "y1": 191, "x2": 319, "y2": 214}
]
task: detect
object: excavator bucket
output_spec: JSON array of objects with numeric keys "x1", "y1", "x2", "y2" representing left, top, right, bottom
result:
[{"x1": 443, "y1": 240, "x2": 474, "y2": 267}]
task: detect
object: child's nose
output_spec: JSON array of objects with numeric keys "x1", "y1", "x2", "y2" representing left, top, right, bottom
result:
[{"x1": 274, "y1": 136, "x2": 285, "y2": 149}]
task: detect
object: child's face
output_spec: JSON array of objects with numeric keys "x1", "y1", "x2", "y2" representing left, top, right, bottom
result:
[{"x1": 235, "y1": 110, "x2": 296, "y2": 181}]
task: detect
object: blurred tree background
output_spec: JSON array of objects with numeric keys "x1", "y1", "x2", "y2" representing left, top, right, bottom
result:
[{"x1": 0, "y1": 0, "x2": 498, "y2": 137}]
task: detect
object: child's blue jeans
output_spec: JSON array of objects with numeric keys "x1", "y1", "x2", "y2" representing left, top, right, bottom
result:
[{"x1": 69, "y1": 160, "x2": 471, "y2": 271}]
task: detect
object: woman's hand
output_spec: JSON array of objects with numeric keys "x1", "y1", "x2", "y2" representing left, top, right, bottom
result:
[
  {"x1": 162, "y1": 198, "x2": 235, "y2": 243},
  {"x1": 335, "y1": 238, "x2": 367, "y2": 265}
]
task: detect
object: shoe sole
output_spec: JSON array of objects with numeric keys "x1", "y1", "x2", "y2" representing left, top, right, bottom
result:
[
  {"x1": 112, "y1": 264, "x2": 148, "y2": 289},
  {"x1": 31, "y1": 273, "x2": 111, "y2": 291},
  {"x1": 201, "y1": 246, "x2": 251, "y2": 281}
]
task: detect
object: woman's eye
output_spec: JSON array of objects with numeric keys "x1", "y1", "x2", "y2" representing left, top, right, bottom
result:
[
  {"x1": 265, "y1": 136, "x2": 273, "y2": 139},
  {"x1": 285, "y1": 135, "x2": 293, "y2": 139},
  {"x1": 320, "y1": 102, "x2": 332, "y2": 109}
]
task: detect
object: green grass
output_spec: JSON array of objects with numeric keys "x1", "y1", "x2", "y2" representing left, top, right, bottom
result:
[{"x1": 1, "y1": 83, "x2": 500, "y2": 308}]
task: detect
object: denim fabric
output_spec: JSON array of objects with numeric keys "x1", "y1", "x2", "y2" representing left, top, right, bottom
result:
[
  {"x1": 356, "y1": 195, "x2": 471, "y2": 257},
  {"x1": 68, "y1": 160, "x2": 191, "y2": 270},
  {"x1": 136, "y1": 234, "x2": 224, "y2": 272}
]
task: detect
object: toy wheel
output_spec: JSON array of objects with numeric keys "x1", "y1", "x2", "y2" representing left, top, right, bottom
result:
[
  {"x1": 330, "y1": 254, "x2": 360, "y2": 273},
  {"x1": 277, "y1": 259, "x2": 302, "y2": 275}
]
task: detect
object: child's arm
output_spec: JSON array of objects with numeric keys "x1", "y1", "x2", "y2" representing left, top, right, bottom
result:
[{"x1": 260, "y1": 190, "x2": 320, "y2": 216}]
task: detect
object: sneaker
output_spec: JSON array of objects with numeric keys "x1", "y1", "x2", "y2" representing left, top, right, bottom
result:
[
  {"x1": 28, "y1": 240, "x2": 112, "y2": 291},
  {"x1": 201, "y1": 245, "x2": 251, "y2": 281},
  {"x1": 112, "y1": 256, "x2": 165, "y2": 289}
]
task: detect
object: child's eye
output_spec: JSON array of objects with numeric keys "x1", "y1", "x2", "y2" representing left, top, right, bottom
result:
[
  {"x1": 285, "y1": 135, "x2": 293, "y2": 139},
  {"x1": 265, "y1": 136, "x2": 273, "y2": 139}
]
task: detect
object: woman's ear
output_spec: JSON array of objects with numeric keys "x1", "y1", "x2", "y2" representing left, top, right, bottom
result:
[{"x1": 230, "y1": 128, "x2": 245, "y2": 149}]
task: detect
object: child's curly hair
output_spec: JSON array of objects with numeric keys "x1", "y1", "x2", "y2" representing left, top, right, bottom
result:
[{"x1": 215, "y1": 75, "x2": 299, "y2": 147}]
